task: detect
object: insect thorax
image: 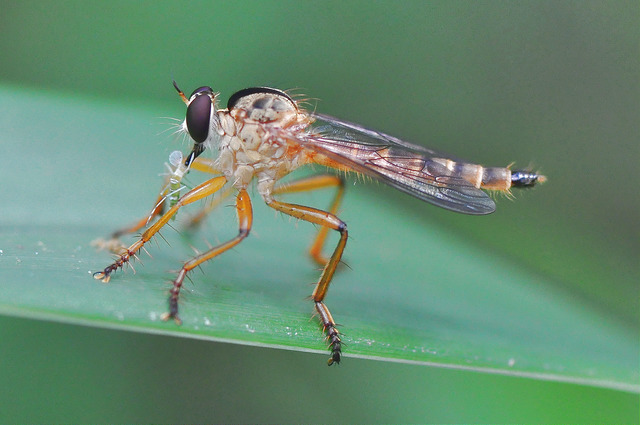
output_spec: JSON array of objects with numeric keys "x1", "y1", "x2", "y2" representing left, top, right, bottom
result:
[{"x1": 214, "y1": 91, "x2": 313, "y2": 199}]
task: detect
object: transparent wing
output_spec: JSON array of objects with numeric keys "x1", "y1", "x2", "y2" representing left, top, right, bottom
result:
[{"x1": 297, "y1": 113, "x2": 496, "y2": 215}]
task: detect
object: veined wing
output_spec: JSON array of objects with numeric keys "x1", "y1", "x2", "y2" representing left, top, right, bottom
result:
[{"x1": 300, "y1": 113, "x2": 496, "y2": 215}]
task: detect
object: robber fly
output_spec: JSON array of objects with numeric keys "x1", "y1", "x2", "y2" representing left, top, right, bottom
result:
[{"x1": 93, "y1": 82, "x2": 545, "y2": 365}]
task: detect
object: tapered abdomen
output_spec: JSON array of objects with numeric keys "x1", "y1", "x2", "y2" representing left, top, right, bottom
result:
[{"x1": 432, "y1": 158, "x2": 545, "y2": 191}]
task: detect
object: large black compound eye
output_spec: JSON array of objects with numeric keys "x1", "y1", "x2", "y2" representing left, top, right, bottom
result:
[{"x1": 186, "y1": 92, "x2": 212, "y2": 144}]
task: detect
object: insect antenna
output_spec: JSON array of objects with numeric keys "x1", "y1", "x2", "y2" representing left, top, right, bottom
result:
[{"x1": 172, "y1": 79, "x2": 189, "y2": 104}]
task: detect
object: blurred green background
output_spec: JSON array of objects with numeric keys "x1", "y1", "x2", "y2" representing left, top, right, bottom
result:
[{"x1": 0, "y1": 1, "x2": 637, "y2": 423}]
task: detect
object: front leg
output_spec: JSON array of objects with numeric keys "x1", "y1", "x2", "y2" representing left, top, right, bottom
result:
[{"x1": 93, "y1": 176, "x2": 227, "y2": 282}]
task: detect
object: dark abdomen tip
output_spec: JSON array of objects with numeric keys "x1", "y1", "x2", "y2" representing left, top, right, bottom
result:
[{"x1": 511, "y1": 170, "x2": 546, "y2": 188}]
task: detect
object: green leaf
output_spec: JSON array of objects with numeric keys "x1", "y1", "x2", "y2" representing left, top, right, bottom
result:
[{"x1": 1, "y1": 85, "x2": 637, "y2": 393}]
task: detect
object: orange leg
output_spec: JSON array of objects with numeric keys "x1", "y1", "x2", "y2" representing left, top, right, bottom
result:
[
  {"x1": 93, "y1": 176, "x2": 227, "y2": 283},
  {"x1": 265, "y1": 196, "x2": 347, "y2": 365},
  {"x1": 272, "y1": 174, "x2": 345, "y2": 266},
  {"x1": 162, "y1": 188, "x2": 253, "y2": 324}
]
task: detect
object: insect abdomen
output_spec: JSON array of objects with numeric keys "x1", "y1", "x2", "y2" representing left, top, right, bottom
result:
[{"x1": 433, "y1": 159, "x2": 543, "y2": 191}]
